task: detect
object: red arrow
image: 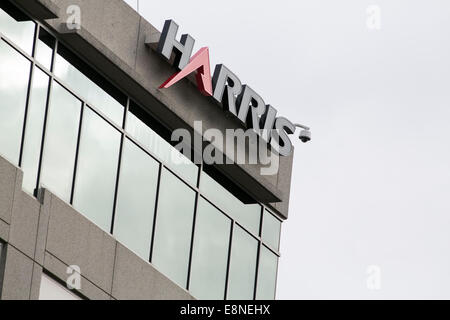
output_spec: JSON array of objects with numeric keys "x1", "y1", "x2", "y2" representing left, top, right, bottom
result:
[{"x1": 159, "y1": 47, "x2": 213, "y2": 96}]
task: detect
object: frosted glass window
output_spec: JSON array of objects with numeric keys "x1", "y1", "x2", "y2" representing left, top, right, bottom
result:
[
  {"x1": 114, "y1": 139, "x2": 159, "y2": 260},
  {"x1": 54, "y1": 48, "x2": 124, "y2": 125},
  {"x1": 21, "y1": 67, "x2": 49, "y2": 194},
  {"x1": 256, "y1": 246, "x2": 278, "y2": 300},
  {"x1": 40, "y1": 82, "x2": 81, "y2": 202},
  {"x1": 262, "y1": 210, "x2": 282, "y2": 252},
  {"x1": 126, "y1": 105, "x2": 198, "y2": 186},
  {"x1": 0, "y1": 40, "x2": 30, "y2": 165},
  {"x1": 227, "y1": 225, "x2": 258, "y2": 300},
  {"x1": 200, "y1": 172, "x2": 261, "y2": 235},
  {"x1": 72, "y1": 108, "x2": 121, "y2": 232},
  {"x1": 152, "y1": 168, "x2": 196, "y2": 288},
  {"x1": 0, "y1": 5, "x2": 35, "y2": 55},
  {"x1": 39, "y1": 274, "x2": 82, "y2": 300},
  {"x1": 189, "y1": 198, "x2": 231, "y2": 299}
]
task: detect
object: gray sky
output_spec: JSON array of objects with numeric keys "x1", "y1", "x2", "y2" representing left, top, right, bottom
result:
[{"x1": 125, "y1": 0, "x2": 450, "y2": 299}]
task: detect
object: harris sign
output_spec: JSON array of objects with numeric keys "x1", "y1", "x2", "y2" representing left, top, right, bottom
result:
[{"x1": 146, "y1": 20, "x2": 310, "y2": 156}]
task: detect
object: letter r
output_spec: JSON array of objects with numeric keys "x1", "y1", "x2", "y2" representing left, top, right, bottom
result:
[
  {"x1": 212, "y1": 64, "x2": 243, "y2": 115},
  {"x1": 158, "y1": 20, "x2": 195, "y2": 69}
]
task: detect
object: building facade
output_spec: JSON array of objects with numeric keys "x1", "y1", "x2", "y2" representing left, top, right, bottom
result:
[{"x1": 0, "y1": 0, "x2": 295, "y2": 300}]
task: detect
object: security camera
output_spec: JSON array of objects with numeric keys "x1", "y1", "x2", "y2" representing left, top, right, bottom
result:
[
  {"x1": 294, "y1": 124, "x2": 312, "y2": 143},
  {"x1": 299, "y1": 130, "x2": 311, "y2": 143}
]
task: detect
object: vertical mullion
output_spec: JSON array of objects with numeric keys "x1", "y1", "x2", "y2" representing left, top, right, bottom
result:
[
  {"x1": 273, "y1": 251, "x2": 280, "y2": 300},
  {"x1": 253, "y1": 205, "x2": 265, "y2": 300},
  {"x1": 148, "y1": 163, "x2": 163, "y2": 263},
  {"x1": 69, "y1": 102, "x2": 84, "y2": 205},
  {"x1": 18, "y1": 24, "x2": 38, "y2": 168},
  {"x1": 223, "y1": 219, "x2": 234, "y2": 300},
  {"x1": 276, "y1": 217, "x2": 282, "y2": 255},
  {"x1": 34, "y1": 38, "x2": 58, "y2": 197},
  {"x1": 110, "y1": 98, "x2": 129, "y2": 235},
  {"x1": 197, "y1": 159, "x2": 203, "y2": 189},
  {"x1": 253, "y1": 241, "x2": 262, "y2": 300},
  {"x1": 259, "y1": 205, "x2": 264, "y2": 238},
  {"x1": 185, "y1": 159, "x2": 203, "y2": 289},
  {"x1": 186, "y1": 192, "x2": 200, "y2": 291}
]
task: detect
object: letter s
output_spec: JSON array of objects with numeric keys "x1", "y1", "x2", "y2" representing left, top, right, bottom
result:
[{"x1": 271, "y1": 117, "x2": 295, "y2": 156}]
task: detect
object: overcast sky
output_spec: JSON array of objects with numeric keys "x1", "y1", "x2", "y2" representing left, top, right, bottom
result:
[{"x1": 124, "y1": 0, "x2": 450, "y2": 299}]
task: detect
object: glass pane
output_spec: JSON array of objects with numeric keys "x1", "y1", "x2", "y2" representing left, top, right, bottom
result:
[
  {"x1": 200, "y1": 172, "x2": 261, "y2": 235},
  {"x1": 0, "y1": 5, "x2": 35, "y2": 55},
  {"x1": 35, "y1": 29, "x2": 54, "y2": 70},
  {"x1": 39, "y1": 274, "x2": 82, "y2": 300},
  {"x1": 152, "y1": 168, "x2": 196, "y2": 288},
  {"x1": 54, "y1": 49, "x2": 124, "y2": 125},
  {"x1": 21, "y1": 67, "x2": 49, "y2": 194},
  {"x1": 189, "y1": 198, "x2": 231, "y2": 299},
  {"x1": 40, "y1": 82, "x2": 81, "y2": 202},
  {"x1": 0, "y1": 40, "x2": 30, "y2": 165},
  {"x1": 256, "y1": 246, "x2": 278, "y2": 300},
  {"x1": 262, "y1": 210, "x2": 282, "y2": 252},
  {"x1": 73, "y1": 108, "x2": 121, "y2": 232},
  {"x1": 227, "y1": 225, "x2": 258, "y2": 300},
  {"x1": 113, "y1": 139, "x2": 159, "y2": 260},
  {"x1": 126, "y1": 105, "x2": 198, "y2": 186}
]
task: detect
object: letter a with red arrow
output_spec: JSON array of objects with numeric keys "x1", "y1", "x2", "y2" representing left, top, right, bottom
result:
[{"x1": 159, "y1": 47, "x2": 213, "y2": 96}]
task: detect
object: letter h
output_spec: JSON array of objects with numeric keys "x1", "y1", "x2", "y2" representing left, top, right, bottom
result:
[{"x1": 157, "y1": 20, "x2": 195, "y2": 70}]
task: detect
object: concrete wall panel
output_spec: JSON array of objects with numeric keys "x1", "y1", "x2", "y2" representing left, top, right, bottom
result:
[
  {"x1": 34, "y1": 189, "x2": 52, "y2": 265},
  {"x1": 9, "y1": 171, "x2": 40, "y2": 259},
  {"x1": 46, "y1": 196, "x2": 116, "y2": 294},
  {"x1": 0, "y1": 159, "x2": 17, "y2": 224},
  {"x1": 43, "y1": 252, "x2": 110, "y2": 300},
  {"x1": 112, "y1": 243, "x2": 194, "y2": 300},
  {"x1": 0, "y1": 220, "x2": 9, "y2": 243},
  {"x1": 0, "y1": 245, "x2": 33, "y2": 300},
  {"x1": 29, "y1": 263, "x2": 43, "y2": 300},
  {"x1": 50, "y1": 0, "x2": 141, "y2": 67}
]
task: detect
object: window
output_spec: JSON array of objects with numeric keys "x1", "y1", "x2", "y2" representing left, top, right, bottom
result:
[
  {"x1": 39, "y1": 274, "x2": 82, "y2": 300},
  {"x1": 35, "y1": 28, "x2": 55, "y2": 70},
  {"x1": 54, "y1": 45, "x2": 125, "y2": 126},
  {"x1": 262, "y1": 210, "x2": 282, "y2": 252},
  {"x1": 126, "y1": 103, "x2": 199, "y2": 186},
  {"x1": 189, "y1": 198, "x2": 231, "y2": 299},
  {"x1": 256, "y1": 246, "x2": 278, "y2": 300},
  {"x1": 40, "y1": 82, "x2": 82, "y2": 202},
  {"x1": 200, "y1": 171, "x2": 261, "y2": 236},
  {"x1": 0, "y1": 3, "x2": 35, "y2": 55},
  {"x1": 72, "y1": 108, "x2": 121, "y2": 232},
  {"x1": 227, "y1": 225, "x2": 258, "y2": 300},
  {"x1": 0, "y1": 40, "x2": 30, "y2": 165},
  {"x1": 151, "y1": 168, "x2": 196, "y2": 288},
  {"x1": 113, "y1": 138, "x2": 160, "y2": 260},
  {"x1": 21, "y1": 67, "x2": 49, "y2": 194}
]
